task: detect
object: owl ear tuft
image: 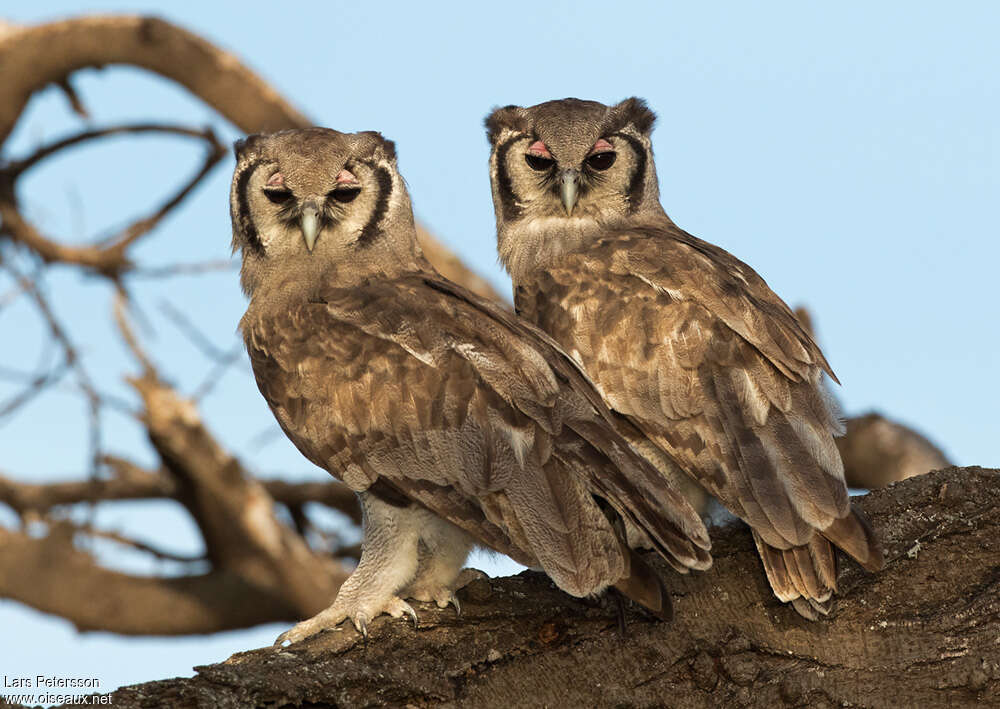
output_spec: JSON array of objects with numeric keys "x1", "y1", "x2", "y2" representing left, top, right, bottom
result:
[
  {"x1": 380, "y1": 137, "x2": 397, "y2": 161},
  {"x1": 613, "y1": 97, "x2": 656, "y2": 135},
  {"x1": 234, "y1": 134, "x2": 265, "y2": 160},
  {"x1": 485, "y1": 105, "x2": 527, "y2": 144},
  {"x1": 356, "y1": 131, "x2": 397, "y2": 162}
]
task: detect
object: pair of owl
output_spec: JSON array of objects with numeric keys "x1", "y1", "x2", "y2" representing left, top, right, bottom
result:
[{"x1": 232, "y1": 97, "x2": 883, "y2": 646}]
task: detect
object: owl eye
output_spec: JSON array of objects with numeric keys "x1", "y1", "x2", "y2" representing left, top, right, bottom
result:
[
  {"x1": 585, "y1": 152, "x2": 616, "y2": 171},
  {"x1": 525, "y1": 153, "x2": 555, "y2": 171},
  {"x1": 263, "y1": 188, "x2": 293, "y2": 204},
  {"x1": 329, "y1": 187, "x2": 361, "y2": 203}
]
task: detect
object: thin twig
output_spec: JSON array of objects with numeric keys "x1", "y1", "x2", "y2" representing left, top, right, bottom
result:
[
  {"x1": 159, "y1": 300, "x2": 228, "y2": 361},
  {"x1": 192, "y1": 344, "x2": 245, "y2": 402},
  {"x1": 127, "y1": 259, "x2": 238, "y2": 279}
]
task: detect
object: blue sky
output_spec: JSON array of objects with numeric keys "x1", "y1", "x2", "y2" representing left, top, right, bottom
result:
[{"x1": 1, "y1": 1, "x2": 997, "y2": 695}]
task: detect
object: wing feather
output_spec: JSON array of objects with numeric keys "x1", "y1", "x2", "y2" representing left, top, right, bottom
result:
[
  {"x1": 514, "y1": 220, "x2": 881, "y2": 611},
  {"x1": 243, "y1": 267, "x2": 712, "y2": 610}
]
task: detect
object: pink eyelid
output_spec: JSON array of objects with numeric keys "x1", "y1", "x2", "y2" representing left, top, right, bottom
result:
[
  {"x1": 266, "y1": 172, "x2": 285, "y2": 187},
  {"x1": 590, "y1": 138, "x2": 614, "y2": 154},
  {"x1": 527, "y1": 140, "x2": 553, "y2": 158},
  {"x1": 336, "y1": 169, "x2": 357, "y2": 184}
]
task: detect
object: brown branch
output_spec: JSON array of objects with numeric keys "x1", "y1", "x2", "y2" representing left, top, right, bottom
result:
[
  {"x1": 2, "y1": 261, "x2": 105, "y2": 474},
  {"x1": 0, "y1": 16, "x2": 310, "y2": 143},
  {"x1": 262, "y1": 479, "x2": 361, "y2": 524},
  {"x1": 159, "y1": 300, "x2": 230, "y2": 361},
  {"x1": 0, "y1": 459, "x2": 360, "y2": 523},
  {"x1": 126, "y1": 258, "x2": 237, "y2": 279},
  {"x1": 0, "y1": 123, "x2": 224, "y2": 276},
  {"x1": 68, "y1": 521, "x2": 206, "y2": 564},
  {"x1": 0, "y1": 463, "x2": 174, "y2": 514},
  {"x1": 100, "y1": 467, "x2": 1000, "y2": 708},
  {"x1": 0, "y1": 525, "x2": 343, "y2": 635},
  {"x1": 0, "y1": 361, "x2": 70, "y2": 421},
  {"x1": 838, "y1": 411, "x2": 952, "y2": 488}
]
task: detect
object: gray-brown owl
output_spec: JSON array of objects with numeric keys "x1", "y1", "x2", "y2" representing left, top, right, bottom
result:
[
  {"x1": 231, "y1": 127, "x2": 711, "y2": 644},
  {"x1": 485, "y1": 98, "x2": 883, "y2": 619}
]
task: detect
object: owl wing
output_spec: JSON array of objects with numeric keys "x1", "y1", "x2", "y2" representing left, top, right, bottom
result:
[
  {"x1": 244, "y1": 269, "x2": 710, "y2": 598},
  {"x1": 517, "y1": 223, "x2": 880, "y2": 571}
]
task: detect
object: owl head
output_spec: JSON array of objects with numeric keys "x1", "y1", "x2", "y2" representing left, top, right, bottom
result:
[
  {"x1": 230, "y1": 127, "x2": 417, "y2": 296},
  {"x1": 484, "y1": 98, "x2": 666, "y2": 276}
]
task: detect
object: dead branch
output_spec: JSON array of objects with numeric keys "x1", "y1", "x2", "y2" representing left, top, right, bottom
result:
[
  {"x1": 837, "y1": 411, "x2": 952, "y2": 488},
  {"x1": 0, "y1": 462, "x2": 359, "y2": 523},
  {"x1": 0, "y1": 524, "x2": 331, "y2": 635},
  {"x1": 0, "y1": 123, "x2": 225, "y2": 276},
  {"x1": 96, "y1": 467, "x2": 999, "y2": 709},
  {"x1": 0, "y1": 16, "x2": 310, "y2": 143}
]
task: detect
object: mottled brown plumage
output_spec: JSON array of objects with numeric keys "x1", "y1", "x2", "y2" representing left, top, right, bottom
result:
[
  {"x1": 486, "y1": 98, "x2": 883, "y2": 618},
  {"x1": 231, "y1": 127, "x2": 710, "y2": 643}
]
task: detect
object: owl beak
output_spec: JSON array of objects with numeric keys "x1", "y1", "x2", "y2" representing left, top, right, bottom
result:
[
  {"x1": 301, "y1": 203, "x2": 320, "y2": 252},
  {"x1": 560, "y1": 169, "x2": 580, "y2": 216}
]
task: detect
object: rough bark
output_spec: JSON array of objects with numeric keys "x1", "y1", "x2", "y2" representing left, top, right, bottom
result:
[{"x1": 50, "y1": 466, "x2": 998, "y2": 709}]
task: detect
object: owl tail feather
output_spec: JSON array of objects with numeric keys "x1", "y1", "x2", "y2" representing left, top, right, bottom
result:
[
  {"x1": 753, "y1": 506, "x2": 883, "y2": 621},
  {"x1": 613, "y1": 547, "x2": 673, "y2": 621}
]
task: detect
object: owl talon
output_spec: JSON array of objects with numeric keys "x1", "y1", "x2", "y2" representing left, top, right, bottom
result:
[
  {"x1": 274, "y1": 594, "x2": 421, "y2": 647},
  {"x1": 403, "y1": 601, "x2": 419, "y2": 628}
]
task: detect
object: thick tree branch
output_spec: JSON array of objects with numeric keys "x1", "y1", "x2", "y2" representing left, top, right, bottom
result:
[
  {"x1": 0, "y1": 464, "x2": 360, "y2": 525},
  {"x1": 86, "y1": 467, "x2": 998, "y2": 709},
  {"x1": 0, "y1": 16, "x2": 310, "y2": 143},
  {"x1": 0, "y1": 525, "x2": 340, "y2": 635}
]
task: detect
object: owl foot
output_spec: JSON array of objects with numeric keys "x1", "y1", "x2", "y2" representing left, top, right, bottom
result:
[
  {"x1": 405, "y1": 567, "x2": 488, "y2": 616},
  {"x1": 274, "y1": 595, "x2": 418, "y2": 647}
]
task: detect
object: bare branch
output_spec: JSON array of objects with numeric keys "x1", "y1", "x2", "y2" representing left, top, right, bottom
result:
[
  {"x1": 113, "y1": 290, "x2": 156, "y2": 377},
  {"x1": 0, "y1": 464, "x2": 174, "y2": 514},
  {"x1": 126, "y1": 259, "x2": 237, "y2": 279},
  {"x1": 55, "y1": 77, "x2": 89, "y2": 119},
  {"x1": 0, "y1": 458, "x2": 358, "y2": 522},
  {"x1": 69, "y1": 521, "x2": 206, "y2": 564},
  {"x1": 159, "y1": 300, "x2": 230, "y2": 361},
  {"x1": 1, "y1": 123, "x2": 224, "y2": 276},
  {"x1": 104, "y1": 467, "x2": 1000, "y2": 706},
  {"x1": 0, "y1": 525, "x2": 343, "y2": 635}
]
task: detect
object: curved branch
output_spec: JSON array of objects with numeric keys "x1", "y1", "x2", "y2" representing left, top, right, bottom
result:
[
  {"x1": 0, "y1": 123, "x2": 224, "y2": 275},
  {"x1": 0, "y1": 15, "x2": 310, "y2": 143}
]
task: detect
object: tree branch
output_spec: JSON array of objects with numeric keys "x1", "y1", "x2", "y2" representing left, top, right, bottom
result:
[
  {"x1": 91, "y1": 467, "x2": 999, "y2": 709},
  {"x1": 0, "y1": 525, "x2": 341, "y2": 635},
  {"x1": 0, "y1": 460, "x2": 360, "y2": 524}
]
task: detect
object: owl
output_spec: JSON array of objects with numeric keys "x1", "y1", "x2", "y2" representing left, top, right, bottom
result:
[
  {"x1": 231, "y1": 127, "x2": 711, "y2": 644},
  {"x1": 484, "y1": 98, "x2": 883, "y2": 619}
]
